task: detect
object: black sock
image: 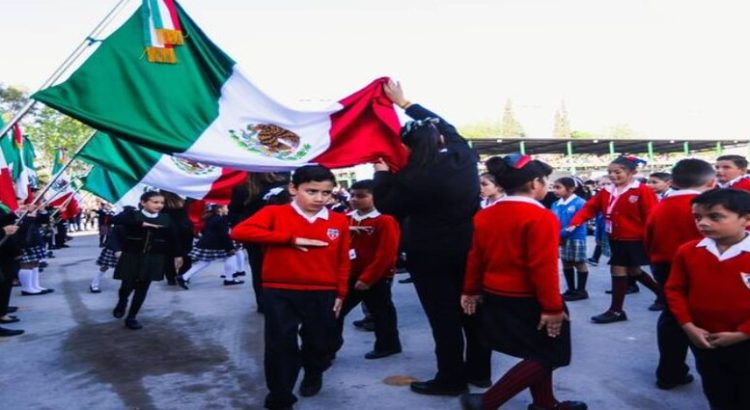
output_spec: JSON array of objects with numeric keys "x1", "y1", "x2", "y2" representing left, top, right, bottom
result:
[
  {"x1": 609, "y1": 276, "x2": 628, "y2": 312},
  {"x1": 126, "y1": 281, "x2": 151, "y2": 320},
  {"x1": 634, "y1": 272, "x2": 661, "y2": 296},
  {"x1": 576, "y1": 269, "x2": 589, "y2": 291},
  {"x1": 563, "y1": 268, "x2": 575, "y2": 291},
  {"x1": 628, "y1": 276, "x2": 637, "y2": 287}
]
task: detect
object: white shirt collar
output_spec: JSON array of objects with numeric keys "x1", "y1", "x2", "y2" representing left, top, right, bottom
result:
[
  {"x1": 696, "y1": 234, "x2": 750, "y2": 262},
  {"x1": 291, "y1": 200, "x2": 329, "y2": 223},
  {"x1": 719, "y1": 175, "x2": 747, "y2": 189},
  {"x1": 496, "y1": 195, "x2": 545, "y2": 209},
  {"x1": 605, "y1": 179, "x2": 641, "y2": 195},
  {"x1": 557, "y1": 194, "x2": 578, "y2": 206},
  {"x1": 348, "y1": 209, "x2": 381, "y2": 222},
  {"x1": 141, "y1": 209, "x2": 159, "y2": 218},
  {"x1": 665, "y1": 189, "x2": 700, "y2": 198}
]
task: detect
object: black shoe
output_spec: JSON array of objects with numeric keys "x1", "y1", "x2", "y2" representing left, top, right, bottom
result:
[
  {"x1": 124, "y1": 318, "x2": 143, "y2": 330},
  {"x1": 223, "y1": 279, "x2": 244, "y2": 286},
  {"x1": 648, "y1": 301, "x2": 665, "y2": 311},
  {"x1": 39, "y1": 261, "x2": 49, "y2": 268},
  {"x1": 399, "y1": 277, "x2": 414, "y2": 284},
  {"x1": 40, "y1": 288, "x2": 54, "y2": 294},
  {"x1": 364, "y1": 347, "x2": 402, "y2": 360},
  {"x1": 528, "y1": 401, "x2": 588, "y2": 410},
  {"x1": 7, "y1": 306, "x2": 18, "y2": 313},
  {"x1": 113, "y1": 300, "x2": 127, "y2": 319},
  {"x1": 176, "y1": 276, "x2": 189, "y2": 290},
  {"x1": 460, "y1": 393, "x2": 484, "y2": 410},
  {"x1": 586, "y1": 258, "x2": 598, "y2": 267},
  {"x1": 591, "y1": 310, "x2": 628, "y2": 324},
  {"x1": 0, "y1": 326, "x2": 24, "y2": 337},
  {"x1": 89, "y1": 285, "x2": 101, "y2": 293},
  {"x1": 352, "y1": 318, "x2": 372, "y2": 328},
  {"x1": 656, "y1": 374, "x2": 694, "y2": 390},
  {"x1": 360, "y1": 321, "x2": 375, "y2": 332},
  {"x1": 467, "y1": 378, "x2": 492, "y2": 388},
  {"x1": 605, "y1": 285, "x2": 640, "y2": 294},
  {"x1": 166, "y1": 279, "x2": 176, "y2": 286},
  {"x1": 410, "y1": 379, "x2": 468, "y2": 396},
  {"x1": 21, "y1": 291, "x2": 44, "y2": 296},
  {"x1": 299, "y1": 372, "x2": 322, "y2": 397},
  {"x1": 233, "y1": 271, "x2": 246, "y2": 277},
  {"x1": 0, "y1": 315, "x2": 20, "y2": 324},
  {"x1": 563, "y1": 290, "x2": 589, "y2": 301}
]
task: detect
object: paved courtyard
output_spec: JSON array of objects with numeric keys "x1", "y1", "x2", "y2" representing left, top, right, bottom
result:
[{"x1": 0, "y1": 234, "x2": 707, "y2": 409}]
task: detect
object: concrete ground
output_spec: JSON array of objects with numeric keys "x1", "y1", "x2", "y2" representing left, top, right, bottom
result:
[{"x1": 0, "y1": 233, "x2": 708, "y2": 409}]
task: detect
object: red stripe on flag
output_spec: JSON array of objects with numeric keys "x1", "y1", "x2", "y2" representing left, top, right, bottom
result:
[
  {"x1": 12, "y1": 124, "x2": 23, "y2": 148},
  {"x1": 313, "y1": 77, "x2": 408, "y2": 171},
  {"x1": 163, "y1": 0, "x2": 182, "y2": 31},
  {"x1": 0, "y1": 168, "x2": 19, "y2": 211},
  {"x1": 203, "y1": 169, "x2": 248, "y2": 205}
]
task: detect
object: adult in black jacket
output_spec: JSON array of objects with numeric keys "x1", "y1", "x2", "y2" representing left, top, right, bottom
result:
[
  {"x1": 373, "y1": 81, "x2": 491, "y2": 396},
  {"x1": 161, "y1": 192, "x2": 194, "y2": 285},
  {"x1": 0, "y1": 206, "x2": 23, "y2": 337}
]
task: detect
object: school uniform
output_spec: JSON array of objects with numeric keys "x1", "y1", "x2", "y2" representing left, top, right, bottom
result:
[
  {"x1": 0, "y1": 207, "x2": 20, "y2": 319},
  {"x1": 230, "y1": 202, "x2": 350, "y2": 410},
  {"x1": 666, "y1": 237, "x2": 750, "y2": 409},
  {"x1": 181, "y1": 214, "x2": 237, "y2": 286},
  {"x1": 718, "y1": 175, "x2": 750, "y2": 192},
  {"x1": 335, "y1": 209, "x2": 401, "y2": 356},
  {"x1": 552, "y1": 195, "x2": 587, "y2": 263},
  {"x1": 17, "y1": 212, "x2": 50, "y2": 265},
  {"x1": 465, "y1": 196, "x2": 570, "y2": 369},
  {"x1": 162, "y1": 206, "x2": 194, "y2": 284},
  {"x1": 570, "y1": 180, "x2": 657, "y2": 266},
  {"x1": 644, "y1": 190, "x2": 703, "y2": 385},
  {"x1": 373, "y1": 104, "x2": 491, "y2": 390},
  {"x1": 96, "y1": 225, "x2": 123, "y2": 269}
]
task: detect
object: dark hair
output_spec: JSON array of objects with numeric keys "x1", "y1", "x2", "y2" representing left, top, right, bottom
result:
[
  {"x1": 401, "y1": 121, "x2": 442, "y2": 171},
  {"x1": 139, "y1": 191, "x2": 164, "y2": 203},
  {"x1": 350, "y1": 179, "x2": 375, "y2": 192},
  {"x1": 480, "y1": 172, "x2": 498, "y2": 186},
  {"x1": 243, "y1": 172, "x2": 290, "y2": 205},
  {"x1": 291, "y1": 165, "x2": 337, "y2": 187},
  {"x1": 160, "y1": 190, "x2": 185, "y2": 210},
  {"x1": 649, "y1": 172, "x2": 672, "y2": 182},
  {"x1": 555, "y1": 176, "x2": 587, "y2": 198},
  {"x1": 611, "y1": 156, "x2": 645, "y2": 172},
  {"x1": 486, "y1": 154, "x2": 553, "y2": 194},
  {"x1": 717, "y1": 155, "x2": 748, "y2": 169},
  {"x1": 201, "y1": 203, "x2": 225, "y2": 220},
  {"x1": 671, "y1": 159, "x2": 714, "y2": 189},
  {"x1": 692, "y1": 188, "x2": 750, "y2": 215}
]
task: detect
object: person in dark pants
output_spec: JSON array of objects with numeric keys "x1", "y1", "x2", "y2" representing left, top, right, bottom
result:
[
  {"x1": 373, "y1": 81, "x2": 491, "y2": 396},
  {"x1": 228, "y1": 173, "x2": 290, "y2": 313},
  {"x1": 160, "y1": 192, "x2": 194, "y2": 286},
  {"x1": 645, "y1": 159, "x2": 715, "y2": 390},
  {"x1": 231, "y1": 166, "x2": 349, "y2": 410},
  {"x1": 111, "y1": 191, "x2": 182, "y2": 330},
  {"x1": 0, "y1": 205, "x2": 23, "y2": 337}
]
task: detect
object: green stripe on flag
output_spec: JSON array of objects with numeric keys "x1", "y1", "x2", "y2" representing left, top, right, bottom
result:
[
  {"x1": 77, "y1": 131, "x2": 162, "y2": 182},
  {"x1": 33, "y1": 2, "x2": 235, "y2": 154},
  {"x1": 83, "y1": 166, "x2": 140, "y2": 204}
]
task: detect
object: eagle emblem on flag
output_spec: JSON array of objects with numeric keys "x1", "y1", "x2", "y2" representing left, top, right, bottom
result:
[
  {"x1": 229, "y1": 124, "x2": 312, "y2": 161},
  {"x1": 327, "y1": 228, "x2": 340, "y2": 240},
  {"x1": 171, "y1": 157, "x2": 217, "y2": 175}
]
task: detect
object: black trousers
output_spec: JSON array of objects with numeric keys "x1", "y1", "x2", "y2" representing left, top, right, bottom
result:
[
  {"x1": 0, "y1": 259, "x2": 18, "y2": 316},
  {"x1": 691, "y1": 341, "x2": 750, "y2": 410},
  {"x1": 408, "y1": 249, "x2": 491, "y2": 387},
  {"x1": 336, "y1": 276, "x2": 401, "y2": 353},
  {"x1": 263, "y1": 289, "x2": 337, "y2": 409},
  {"x1": 652, "y1": 263, "x2": 691, "y2": 383},
  {"x1": 246, "y1": 243, "x2": 264, "y2": 312},
  {"x1": 54, "y1": 221, "x2": 68, "y2": 247}
]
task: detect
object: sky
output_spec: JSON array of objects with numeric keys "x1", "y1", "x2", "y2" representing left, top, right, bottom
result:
[{"x1": 1, "y1": 0, "x2": 750, "y2": 139}]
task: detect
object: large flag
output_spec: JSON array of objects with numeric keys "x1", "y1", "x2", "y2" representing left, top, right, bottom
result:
[
  {"x1": 83, "y1": 166, "x2": 159, "y2": 209},
  {"x1": 78, "y1": 131, "x2": 247, "y2": 204},
  {"x1": 33, "y1": 1, "x2": 408, "y2": 172},
  {"x1": 51, "y1": 147, "x2": 67, "y2": 176},
  {"x1": 0, "y1": 118, "x2": 37, "y2": 201}
]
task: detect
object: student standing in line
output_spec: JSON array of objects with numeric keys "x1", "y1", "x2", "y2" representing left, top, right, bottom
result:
[{"x1": 551, "y1": 177, "x2": 589, "y2": 301}]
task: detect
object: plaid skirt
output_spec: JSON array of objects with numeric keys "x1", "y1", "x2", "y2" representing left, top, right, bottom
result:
[
  {"x1": 189, "y1": 247, "x2": 232, "y2": 262},
  {"x1": 560, "y1": 238, "x2": 587, "y2": 262},
  {"x1": 96, "y1": 248, "x2": 119, "y2": 269},
  {"x1": 20, "y1": 245, "x2": 47, "y2": 264}
]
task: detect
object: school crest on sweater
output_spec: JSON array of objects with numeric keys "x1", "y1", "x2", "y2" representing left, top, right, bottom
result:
[
  {"x1": 628, "y1": 195, "x2": 639, "y2": 203},
  {"x1": 327, "y1": 228, "x2": 340, "y2": 240},
  {"x1": 741, "y1": 272, "x2": 750, "y2": 290}
]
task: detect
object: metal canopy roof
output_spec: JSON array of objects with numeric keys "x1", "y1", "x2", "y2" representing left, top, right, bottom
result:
[{"x1": 468, "y1": 137, "x2": 748, "y2": 156}]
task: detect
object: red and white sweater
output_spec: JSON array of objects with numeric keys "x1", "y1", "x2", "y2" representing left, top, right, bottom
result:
[{"x1": 348, "y1": 210, "x2": 400, "y2": 286}]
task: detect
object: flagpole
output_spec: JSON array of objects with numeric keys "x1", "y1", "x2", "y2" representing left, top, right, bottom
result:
[
  {"x1": 48, "y1": 186, "x2": 80, "y2": 221},
  {"x1": 0, "y1": 0, "x2": 132, "y2": 139}
]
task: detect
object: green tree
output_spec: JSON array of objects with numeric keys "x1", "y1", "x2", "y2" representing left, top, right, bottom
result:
[
  {"x1": 552, "y1": 101, "x2": 571, "y2": 138},
  {"x1": 459, "y1": 120, "x2": 502, "y2": 139},
  {"x1": 570, "y1": 130, "x2": 596, "y2": 139},
  {"x1": 499, "y1": 99, "x2": 525, "y2": 138},
  {"x1": 0, "y1": 84, "x2": 31, "y2": 115},
  {"x1": 25, "y1": 106, "x2": 92, "y2": 175}
]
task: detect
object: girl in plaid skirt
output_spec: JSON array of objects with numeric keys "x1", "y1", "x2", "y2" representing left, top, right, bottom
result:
[
  {"x1": 551, "y1": 177, "x2": 589, "y2": 302},
  {"x1": 17, "y1": 205, "x2": 54, "y2": 296},
  {"x1": 90, "y1": 223, "x2": 126, "y2": 293},
  {"x1": 177, "y1": 204, "x2": 240, "y2": 289}
]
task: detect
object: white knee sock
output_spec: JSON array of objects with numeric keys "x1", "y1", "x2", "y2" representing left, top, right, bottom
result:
[
  {"x1": 235, "y1": 249, "x2": 247, "y2": 273},
  {"x1": 32, "y1": 267, "x2": 46, "y2": 291},
  {"x1": 182, "y1": 260, "x2": 210, "y2": 282},
  {"x1": 91, "y1": 268, "x2": 107, "y2": 288},
  {"x1": 19, "y1": 269, "x2": 36, "y2": 293},
  {"x1": 223, "y1": 257, "x2": 237, "y2": 279}
]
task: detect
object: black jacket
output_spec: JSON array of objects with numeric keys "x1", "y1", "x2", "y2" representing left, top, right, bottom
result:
[
  {"x1": 228, "y1": 181, "x2": 289, "y2": 226},
  {"x1": 17, "y1": 212, "x2": 50, "y2": 248},
  {"x1": 162, "y1": 206, "x2": 195, "y2": 256},
  {"x1": 112, "y1": 209, "x2": 180, "y2": 255},
  {"x1": 195, "y1": 215, "x2": 233, "y2": 251},
  {"x1": 374, "y1": 104, "x2": 479, "y2": 253},
  {"x1": 0, "y1": 208, "x2": 20, "y2": 261}
]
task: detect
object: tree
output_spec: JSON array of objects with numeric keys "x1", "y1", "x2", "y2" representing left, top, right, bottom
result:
[
  {"x1": 552, "y1": 101, "x2": 571, "y2": 138},
  {"x1": 24, "y1": 106, "x2": 92, "y2": 176},
  {"x1": 0, "y1": 84, "x2": 31, "y2": 115},
  {"x1": 459, "y1": 121, "x2": 502, "y2": 139},
  {"x1": 570, "y1": 130, "x2": 596, "y2": 139},
  {"x1": 499, "y1": 99, "x2": 525, "y2": 138},
  {"x1": 604, "y1": 123, "x2": 642, "y2": 139}
]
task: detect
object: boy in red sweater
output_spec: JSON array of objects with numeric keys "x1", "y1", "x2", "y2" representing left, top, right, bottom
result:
[
  {"x1": 715, "y1": 154, "x2": 750, "y2": 191},
  {"x1": 334, "y1": 179, "x2": 402, "y2": 359},
  {"x1": 666, "y1": 188, "x2": 750, "y2": 409},
  {"x1": 231, "y1": 165, "x2": 350, "y2": 410},
  {"x1": 644, "y1": 159, "x2": 715, "y2": 390}
]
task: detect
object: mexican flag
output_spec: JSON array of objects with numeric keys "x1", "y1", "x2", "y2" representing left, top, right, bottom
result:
[
  {"x1": 0, "y1": 118, "x2": 37, "y2": 201},
  {"x1": 0, "y1": 145, "x2": 19, "y2": 210},
  {"x1": 82, "y1": 166, "x2": 149, "y2": 209},
  {"x1": 44, "y1": 148, "x2": 77, "y2": 209},
  {"x1": 33, "y1": 0, "x2": 408, "y2": 172},
  {"x1": 77, "y1": 131, "x2": 247, "y2": 204}
]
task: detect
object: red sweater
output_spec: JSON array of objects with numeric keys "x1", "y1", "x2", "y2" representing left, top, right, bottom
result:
[
  {"x1": 644, "y1": 192, "x2": 702, "y2": 264},
  {"x1": 666, "y1": 239, "x2": 750, "y2": 336},
  {"x1": 570, "y1": 181, "x2": 657, "y2": 241},
  {"x1": 727, "y1": 177, "x2": 750, "y2": 192},
  {"x1": 464, "y1": 197, "x2": 564, "y2": 314},
  {"x1": 230, "y1": 204, "x2": 350, "y2": 298},
  {"x1": 348, "y1": 211, "x2": 400, "y2": 286}
]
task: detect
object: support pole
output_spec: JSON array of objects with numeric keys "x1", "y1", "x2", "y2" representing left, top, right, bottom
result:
[
  {"x1": 684, "y1": 141, "x2": 689, "y2": 156},
  {"x1": 609, "y1": 141, "x2": 615, "y2": 158},
  {"x1": 519, "y1": 140, "x2": 526, "y2": 155},
  {"x1": 566, "y1": 141, "x2": 575, "y2": 174}
]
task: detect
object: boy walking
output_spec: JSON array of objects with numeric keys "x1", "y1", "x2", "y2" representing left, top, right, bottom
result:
[{"x1": 231, "y1": 165, "x2": 350, "y2": 410}]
